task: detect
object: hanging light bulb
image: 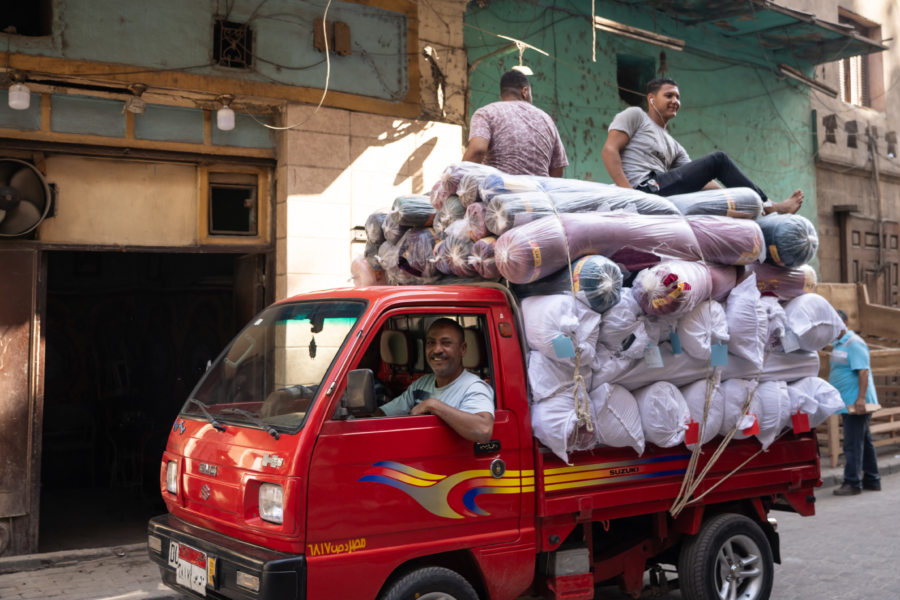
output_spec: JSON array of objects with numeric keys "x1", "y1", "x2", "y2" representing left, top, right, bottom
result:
[
  {"x1": 8, "y1": 73, "x2": 31, "y2": 110},
  {"x1": 511, "y1": 42, "x2": 533, "y2": 76},
  {"x1": 216, "y1": 94, "x2": 235, "y2": 131},
  {"x1": 124, "y1": 83, "x2": 147, "y2": 114}
]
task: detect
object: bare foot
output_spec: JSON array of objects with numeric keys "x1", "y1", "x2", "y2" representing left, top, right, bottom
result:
[{"x1": 768, "y1": 189, "x2": 803, "y2": 214}]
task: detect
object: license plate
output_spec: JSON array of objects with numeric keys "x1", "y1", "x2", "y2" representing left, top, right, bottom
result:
[{"x1": 168, "y1": 541, "x2": 208, "y2": 596}]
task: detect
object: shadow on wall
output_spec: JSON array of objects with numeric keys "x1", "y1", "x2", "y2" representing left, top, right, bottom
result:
[{"x1": 394, "y1": 136, "x2": 439, "y2": 192}]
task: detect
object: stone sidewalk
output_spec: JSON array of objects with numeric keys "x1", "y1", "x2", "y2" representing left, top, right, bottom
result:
[{"x1": 2, "y1": 450, "x2": 898, "y2": 600}]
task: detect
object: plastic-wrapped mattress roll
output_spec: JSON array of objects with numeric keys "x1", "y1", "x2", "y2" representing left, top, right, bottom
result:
[
  {"x1": 364, "y1": 240, "x2": 382, "y2": 271},
  {"x1": 708, "y1": 265, "x2": 737, "y2": 301},
  {"x1": 633, "y1": 382, "x2": 690, "y2": 448},
  {"x1": 470, "y1": 237, "x2": 500, "y2": 279},
  {"x1": 680, "y1": 379, "x2": 726, "y2": 447},
  {"x1": 432, "y1": 221, "x2": 475, "y2": 277},
  {"x1": 392, "y1": 195, "x2": 436, "y2": 227},
  {"x1": 667, "y1": 187, "x2": 763, "y2": 219},
  {"x1": 434, "y1": 195, "x2": 465, "y2": 237},
  {"x1": 632, "y1": 260, "x2": 713, "y2": 316},
  {"x1": 365, "y1": 211, "x2": 388, "y2": 244},
  {"x1": 512, "y1": 255, "x2": 623, "y2": 313},
  {"x1": 485, "y1": 189, "x2": 679, "y2": 236},
  {"x1": 465, "y1": 202, "x2": 489, "y2": 240},
  {"x1": 350, "y1": 256, "x2": 385, "y2": 287},
  {"x1": 609, "y1": 248, "x2": 659, "y2": 274},
  {"x1": 746, "y1": 262, "x2": 817, "y2": 299},
  {"x1": 394, "y1": 228, "x2": 439, "y2": 283},
  {"x1": 495, "y1": 213, "x2": 701, "y2": 284},
  {"x1": 588, "y1": 382, "x2": 645, "y2": 454},
  {"x1": 757, "y1": 213, "x2": 819, "y2": 268},
  {"x1": 687, "y1": 216, "x2": 765, "y2": 266},
  {"x1": 381, "y1": 213, "x2": 409, "y2": 244}
]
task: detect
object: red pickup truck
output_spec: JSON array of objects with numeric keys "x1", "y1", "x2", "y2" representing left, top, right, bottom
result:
[{"x1": 147, "y1": 283, "x2": 820, "y2": 600}]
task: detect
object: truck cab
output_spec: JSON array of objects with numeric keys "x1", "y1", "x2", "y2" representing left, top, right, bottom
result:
[{"x1": 148, "y1": 284, "x2": 535, "y2": 600}]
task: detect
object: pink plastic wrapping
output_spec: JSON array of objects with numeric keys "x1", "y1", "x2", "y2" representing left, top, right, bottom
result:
[
  {"x1": 708, "y1": 264, "x2": 738, "y2": 301},
  {"x1": 433, "y1": 162, "x2": 502, "y2": 209},
  {"x1": 436, "y1": 220, "x2": 477, "y2": 277},
  {"x1": 381, "y1": 213, "x2": 409, "y2": 244},
  {"x1": 666, "y1": 187, "x2": 763, "y2": 219},
  {"x1": 434, "y1": 195, "x2": 465, "y2": 237},
  {"x1": 494, "y1": 213, "x2": 701, "y2": 284},
  {"x1": 470, "y1": 237, "x2": 500, "y2": 279},
  {"x1": 392, "y1": 228, "x2": 440, "y2": 283},
  {"x1": 465, "y1": 202, "x2": 489, "y2": 240},
  {"x1": 632, "y1": 260, "x2": 713, "y2": 316},
  {"x1": 745, "y1": 262, "x2": 817, "y2": 299},
  {"x1": 687, "y1": 216, "x2": 765, "y2": 266}
]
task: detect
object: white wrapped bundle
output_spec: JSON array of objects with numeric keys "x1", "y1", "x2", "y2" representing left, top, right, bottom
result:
[
  {"x1": 752, "y1": 381, "x2": 791, "y2": 449},
  {"x1": 759, "y1": 296, "x2": 787, "y2": 352},
  {"x1": 667, "y1": 187, "x2": 763, "y2": 219},
  {"x1": 782, "y1": 293, "x2": 845, "y2": 352},
  {"x1": 597, "y1": 289, "x2": 645, "y2": 354},
  {"x1": 612, "y1": 343, "x2": 712, "y2": 391},
  {"x1": 676, "y1": 300, "x2": 729, "y2": 360},
  {"x1": 687, "y1": 216, "x2": 766, "y2": 266},
  {"x1": 589, "y1": 383, "x2": 645, "y2": 454},
  {"x1": 633, "y1": 382, "x2": 690, "y2": 448},
  {"x1": 746, "y1": 263, "x2": 817, "y2": 300},
  {"x1": 632, "y1": 260, "x2": 713, "y2": 317},
  {"x1": 591, "y1": 346, "x2": 635, "y2": 386},
  {"x1": 521, "y1": 295, "x2": 601, "y2": 363},
  {"x1": 787, "y1": 377, "x2": 845, "y2": 428},
  {"x1": 725, "y1": 274, "x2": 768, "y2": 370},
  {"x1": 719, "y1": 379, "x2": 763, "y2": 437},
  {"x1": 494, "y1": 212, "x2": 701, "y2": 284},
  {"x1": 724, "y1": 350, "x2": 820, "y2": 382},
  {"x1": 680, "y1": 378, "x2": 726, "y2": 446},
  {"x1": 528, "y1": 351, "x2": 592, "y2": 403},
  {"x1": 531, "y1": 395, "x2": 593, "y2": 464}
]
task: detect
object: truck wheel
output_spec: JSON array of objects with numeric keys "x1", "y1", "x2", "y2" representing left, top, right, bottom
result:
[
  {"x1": 381, "y1": 566, "x2": 479, "y2": 600},
  {"x1": 678, "y1": 513, "x2": 774, "y2": 600}
]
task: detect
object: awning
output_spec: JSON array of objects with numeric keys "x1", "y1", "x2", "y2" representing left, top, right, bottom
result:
[{"x1": 614, "y1": 0, "x2": 887, "y2": 65}]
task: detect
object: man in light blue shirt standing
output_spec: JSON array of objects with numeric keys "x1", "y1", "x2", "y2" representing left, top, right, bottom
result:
[
  {"x1": 378, "y1": 318, "x2": 494, "y2": 444},
  {"x1": 828, "y1": 309, "x2": 881, "y2": 496}
]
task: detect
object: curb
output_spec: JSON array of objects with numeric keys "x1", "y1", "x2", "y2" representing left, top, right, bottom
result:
[
  {"x1": 0, "y1": 542, "x2": 146, "y2": 575},
  {"x1": 818, "y1": 449, "x2": 900, "y2": 490}
]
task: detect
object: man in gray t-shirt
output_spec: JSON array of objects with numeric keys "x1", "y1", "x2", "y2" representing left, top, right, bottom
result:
[
  {"x1": 378, "y1": 319, "x2": 494, "y2": 443},
  {"x1": 601, "y1": 78, "x2": 803, "y2": 215},
  {"x1": 462, "y1": 70, "x2": 568, "y2": 177}
]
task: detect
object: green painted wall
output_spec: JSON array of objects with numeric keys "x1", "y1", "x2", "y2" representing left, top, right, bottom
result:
[{"x1": 464, "y1": 1, "x2": 818, "y2": 228}]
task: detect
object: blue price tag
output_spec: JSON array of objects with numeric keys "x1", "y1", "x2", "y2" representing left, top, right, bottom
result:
[
  {"x1": 551, "y1": 335, "x2": 576, "y2": 359},
  {"x1": 710, "y1": 342, "x2": 728, "y2": 366},
  {"x1": 669, "y1": 329, "x2": 683, "y2": 355}
]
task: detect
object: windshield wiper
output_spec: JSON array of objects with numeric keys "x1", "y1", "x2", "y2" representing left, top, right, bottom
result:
[
  {"x1": 186, "y1": 398, "x2": 227, "y2": 432},
  {"x1": 219, "y1": 408, "x2": 281, "y2": 440}
]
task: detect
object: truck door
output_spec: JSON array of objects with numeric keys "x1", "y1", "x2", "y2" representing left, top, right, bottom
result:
[{"x1": 305, "y1": 308, "x2": 524, "y2": 599}]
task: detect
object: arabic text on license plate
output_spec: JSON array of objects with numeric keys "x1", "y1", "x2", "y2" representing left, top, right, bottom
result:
[{"x1": 168, "y1": 541, "x2": 207, "y2": 596}]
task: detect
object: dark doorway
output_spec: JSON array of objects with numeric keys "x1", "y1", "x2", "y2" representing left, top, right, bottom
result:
[{"x1": 39, "y1": 251, "x2": 260, "y2": 551}]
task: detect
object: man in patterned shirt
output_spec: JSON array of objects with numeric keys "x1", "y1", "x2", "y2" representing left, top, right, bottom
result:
[{"x1": 462, "y1": 70, "x2": 568, "y2": 177}]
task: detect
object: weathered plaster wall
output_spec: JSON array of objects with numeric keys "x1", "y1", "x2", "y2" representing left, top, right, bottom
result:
[{"x1": 464, "y1": 1, "x2": 819, "y2": 225}]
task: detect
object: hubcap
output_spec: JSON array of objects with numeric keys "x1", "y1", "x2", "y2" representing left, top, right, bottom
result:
[{"x1": 714, "y1": 534, "x2": 764, "y2": 600}]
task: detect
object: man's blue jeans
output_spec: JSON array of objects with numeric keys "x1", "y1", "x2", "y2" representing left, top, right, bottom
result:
[{"x1": 842, "y1": 413, "x2": 881, "y2": 488}]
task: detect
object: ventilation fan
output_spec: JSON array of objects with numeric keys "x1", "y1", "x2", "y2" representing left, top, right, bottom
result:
[{"x1": 0, "y1": 159, "x2": 53, "y2": 238}]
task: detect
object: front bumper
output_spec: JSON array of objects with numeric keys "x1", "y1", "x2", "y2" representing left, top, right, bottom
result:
[{"x1": 148, "y1": 514, "x2": 305, "y2": 600}]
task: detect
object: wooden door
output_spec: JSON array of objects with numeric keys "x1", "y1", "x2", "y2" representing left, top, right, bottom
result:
[
  {"x1": 0, "y1": 249, "x2": 43, "y2": 555},
  {"x1": 839, "y1": 214, "x2": 899, "y2": 306}
]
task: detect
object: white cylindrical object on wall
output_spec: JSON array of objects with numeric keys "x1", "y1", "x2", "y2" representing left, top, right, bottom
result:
[
  {"x1": 8, "y1": 83, "x2": 31, "y2": 110},
  {"x1": 216, "y1": 105, "x2": 235, "y2": 131}
]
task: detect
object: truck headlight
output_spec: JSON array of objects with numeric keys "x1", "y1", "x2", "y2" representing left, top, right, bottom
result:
[
  {"x1": 259, "y1": 483, "x2": 283, "y2": 524},
  {"x1": 166, "y1": 461, "x2": 178, "y2": 494}
]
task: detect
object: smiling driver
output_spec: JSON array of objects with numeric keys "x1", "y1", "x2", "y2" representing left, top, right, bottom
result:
[{"x1": 376, "y1": 318, "x2": 494, "y2": 443}]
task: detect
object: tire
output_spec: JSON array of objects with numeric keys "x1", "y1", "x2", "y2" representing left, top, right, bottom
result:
[
  {"x1": 678, "y1": 513, "x2": 774, "y2": 600},
  {"x1": 380, "y1": 566, "x2": 479, "y2": 600}
]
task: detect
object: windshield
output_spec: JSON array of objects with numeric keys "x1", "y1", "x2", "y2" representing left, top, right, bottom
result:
[{"x1": 183, "y1": 300, "x2": 365, "y2": 432}]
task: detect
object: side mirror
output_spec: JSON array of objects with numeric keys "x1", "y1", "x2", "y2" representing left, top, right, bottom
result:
[{"x1": 339, "y1": 369, "x2": 377, "y2": 419}]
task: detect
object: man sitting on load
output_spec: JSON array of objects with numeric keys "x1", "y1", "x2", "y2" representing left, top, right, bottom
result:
[{"x1": 377, "y1": 318, "x2": 494, "y2": 443}]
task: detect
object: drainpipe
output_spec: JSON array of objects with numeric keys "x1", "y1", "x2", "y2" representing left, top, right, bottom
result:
[{"x1": 866, "y1": 127, "x2": 888, "y2": 291}]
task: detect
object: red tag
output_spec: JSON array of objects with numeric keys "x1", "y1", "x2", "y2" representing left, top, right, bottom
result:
[
  {"x1": 685, "y1": 420, "x2": 700, "y2": 445},
  {"x1": 662, "y1": 273, "x2": 678, "y2": 287},
  {"x1": 742, "y1": 414, "x2": 760, "y2": 436},
  {"x1": 791, "y1": 412, "x2": 810, "y2": 433}
]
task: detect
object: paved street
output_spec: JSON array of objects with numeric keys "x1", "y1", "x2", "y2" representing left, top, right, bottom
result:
[{"x1": 1, "y1": 457, "x2": 897, "y2": 600}]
